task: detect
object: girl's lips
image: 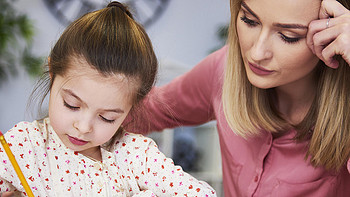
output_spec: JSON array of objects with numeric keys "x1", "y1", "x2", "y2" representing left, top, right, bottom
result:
[
  {"x1": 68, "y1": 135, "x2": 88, "y2": 146},
  {"x1": 248, "y1": 62, "x2": 274, "y2": 76}
]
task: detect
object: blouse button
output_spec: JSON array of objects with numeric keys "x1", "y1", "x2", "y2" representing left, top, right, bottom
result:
[
  {"x1": 254, "y1": 175, "x2": 259, "y2": 182},
  {"x1": 94, "y1": 163, "x2": 101, "y2": 170}
]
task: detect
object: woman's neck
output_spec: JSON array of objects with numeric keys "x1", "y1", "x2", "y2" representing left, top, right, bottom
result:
[{"x1": 275, "y1": 73, "x2": 317, "y2": 125}]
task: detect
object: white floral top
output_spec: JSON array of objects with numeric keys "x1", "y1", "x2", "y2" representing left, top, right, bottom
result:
[{"x1": 0, "y1": 118, "x2": 216, "y2": 196}]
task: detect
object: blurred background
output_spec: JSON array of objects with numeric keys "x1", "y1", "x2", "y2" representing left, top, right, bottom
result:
[{"x1": 0, "y1": 0, "x2": 230, "y2": 196}]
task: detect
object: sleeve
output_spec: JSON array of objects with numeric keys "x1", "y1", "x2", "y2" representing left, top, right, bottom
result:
[
  {"x1": 132, "y1": 190, "x2": 157, "y2": 197},
  {"x1": 0, "y1": 121, "x2": 46, "y2": 196},
  {"x1": 133, "y1": 137, "x2": 216, "y2": 196},
  {"x1": 124, "y1": 46, "x2": 227, "y2": 134},
  {"x1": 0, "y1": 122, "x2": 34, "y2": 194}
]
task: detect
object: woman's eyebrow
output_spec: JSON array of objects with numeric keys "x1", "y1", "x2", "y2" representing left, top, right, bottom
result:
[
  {"x1": 242, "y1": 1, "x2": 308, "y2": 30},
  {"x1": 241, "y1": 1, "x2": 260, "y2": 20},
  {"x1": 273, "y1": 23, "x2": 308, "y2": 29}
]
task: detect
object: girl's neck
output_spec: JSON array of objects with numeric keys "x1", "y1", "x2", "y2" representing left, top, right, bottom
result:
[{"x1": 79, "y1": 146, "x2": 102, "y2": 162}]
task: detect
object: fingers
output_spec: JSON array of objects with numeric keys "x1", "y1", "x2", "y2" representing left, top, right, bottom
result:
[
  {"x1": 1, "y1": 192, "x2": 14, "y2": 197},
  {"x1": 307, "y1": 0, "x2": 350, "y2": 68},
  {"x1": 319, "y1": 0, "x2": 349, "y2": 18},
  {"x1": 306, "y1": 18, "x2": 332, "y2": 54}
]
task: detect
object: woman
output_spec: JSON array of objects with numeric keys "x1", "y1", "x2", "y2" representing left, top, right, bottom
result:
[{"x1": 125, "y1": 0, "x2": 350, "y2": 196}]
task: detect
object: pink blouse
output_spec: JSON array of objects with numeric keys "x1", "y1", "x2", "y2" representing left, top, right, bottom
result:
[{"x1": 125, "y1": 46, "x2": 350, "y2": 196}]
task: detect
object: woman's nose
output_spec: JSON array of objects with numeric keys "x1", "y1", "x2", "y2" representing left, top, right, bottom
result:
[{"x1": 250, "y1": 30, "x2": 273, "y2": 61}]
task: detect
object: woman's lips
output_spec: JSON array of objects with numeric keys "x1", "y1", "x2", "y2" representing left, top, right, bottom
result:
[
  {"x1": 68, "y1": 135, "x2": 88, "y2": 146},
  {"x1": 248, "y1": 62, "x2": 273, "y2": 76}
]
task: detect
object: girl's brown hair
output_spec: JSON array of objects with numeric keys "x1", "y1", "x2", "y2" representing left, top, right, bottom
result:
[
  {"x1": 223, "y1": 0, "x2": 350, "y2": 171},
  {"x1": 29, "y1": 1, "x2": 158, "y2": 147}
]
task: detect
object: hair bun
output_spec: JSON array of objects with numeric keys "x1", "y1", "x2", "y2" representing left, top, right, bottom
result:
[{"x1": 107, "y1": 1, "x2": 133, "y2": 18}]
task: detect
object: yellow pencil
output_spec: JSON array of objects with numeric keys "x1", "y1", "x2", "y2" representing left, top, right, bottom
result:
[{"x1": 0, "y1": 131, "x2": 34, "y2": 197}]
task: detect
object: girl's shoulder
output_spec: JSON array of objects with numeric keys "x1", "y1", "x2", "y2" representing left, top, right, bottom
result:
[
  {"x1": 110, "y1": 131, "x2": 157, "y2": 154},
  {"x1": 5, "y1": 118, "x2": 50, "y2": 146}
]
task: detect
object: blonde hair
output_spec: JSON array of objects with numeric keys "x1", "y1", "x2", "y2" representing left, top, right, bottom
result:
[{"x1": 223, "y1": 0, "x2": 350, "y2": 171}]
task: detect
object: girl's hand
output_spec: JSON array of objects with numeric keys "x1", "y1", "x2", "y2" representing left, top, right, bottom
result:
[
  {"x1": 0, "y1": 191, "x2": 14, "y2": 197},
  {"x1": 307, "y1": 0, "x2": 350, "y2": 68}
]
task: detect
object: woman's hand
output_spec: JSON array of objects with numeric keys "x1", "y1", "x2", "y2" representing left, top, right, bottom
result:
[{"x1": 307, "y1": 0, "x2": 350, "y2": 68}]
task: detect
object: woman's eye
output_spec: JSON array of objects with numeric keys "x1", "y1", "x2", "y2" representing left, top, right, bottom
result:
[
  {"x1": 279, "y1": 33, "x2": 301, "y2": 44},
  {"x1": 240, "y1": 15, "x2": 259, "y2": 27},
  {"x1": 99, "y1": 115, "x2": 115, "y2": 124},
  {"x1": 63, "y1": 101, "x2": 80, "y2": 111}
]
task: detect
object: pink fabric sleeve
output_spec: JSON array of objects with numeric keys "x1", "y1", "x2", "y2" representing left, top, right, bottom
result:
[{"x1": 124, "y1": 46, "x2": 227, "y2": 134}]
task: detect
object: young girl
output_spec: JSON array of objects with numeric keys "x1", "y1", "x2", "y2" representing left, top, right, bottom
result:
[
  {"x1": 0, "y1": 2, "x2": 216, "y2": 196},
  {"x1": 124, "y1": 0, "x2": 350, "y2": 196}
]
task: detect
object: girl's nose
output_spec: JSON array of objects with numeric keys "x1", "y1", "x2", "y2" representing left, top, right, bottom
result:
[
  {"x1": 73, "y1": 117, "x2": 93, "y2": 133},
  {"x1": 250, "y1": 30, "x2": 273, "y2": 61}
]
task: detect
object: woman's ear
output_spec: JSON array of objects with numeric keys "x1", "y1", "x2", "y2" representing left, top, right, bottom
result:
[{"x1": 48, "y1": 57, "x2": 53, "y2": 79}]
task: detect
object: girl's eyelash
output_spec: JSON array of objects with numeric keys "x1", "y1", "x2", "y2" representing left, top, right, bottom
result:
[
  {"x1": 99, "y1": 115, "x2": 115, "y2": 124},
  {"x1": 63, "y1": 100, "x2": 79, "y2": 111},
  {"x1": 64, "y1": 99, "x2": 115, "y2": 123},
  {"x1": 240, "y1": 15, "x2": 259, "y2": 27},
  {"x1": 279, "y1": 33, "x2": 301, "y2": 44}
]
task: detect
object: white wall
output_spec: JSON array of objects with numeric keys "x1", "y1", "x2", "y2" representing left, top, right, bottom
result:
[{"x1": 0, "y1": 0, "x2": 230, "y2": 132}]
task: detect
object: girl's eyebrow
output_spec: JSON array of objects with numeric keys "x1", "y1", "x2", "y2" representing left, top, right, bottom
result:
[
  {"x1": 62, "y1": 88, "x2": 125, "y2": 113},
  {"x1": 241, "y1": 1, "x2": 308, "y2": 30}
]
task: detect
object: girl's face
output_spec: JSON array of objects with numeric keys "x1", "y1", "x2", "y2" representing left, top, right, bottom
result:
[
  {"x1": 48, "y1": 57, "x2": 136, "y2": 159},
  {"x1": 237, "y1": 0, "x2": 321, "y2": 90}
]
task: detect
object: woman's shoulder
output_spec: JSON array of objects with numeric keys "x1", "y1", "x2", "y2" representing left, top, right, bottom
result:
[{"x1": 200, "y1": 45, "x2": 228, "y2": 71}]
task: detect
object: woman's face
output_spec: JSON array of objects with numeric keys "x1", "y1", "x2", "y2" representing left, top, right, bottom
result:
[{"x1": 237, "y1": 0, "x2": 321, "y2": 90}]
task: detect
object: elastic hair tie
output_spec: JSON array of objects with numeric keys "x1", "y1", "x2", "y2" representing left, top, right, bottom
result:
[{"x1": 107, "y1": 1, "x2": 133, "y2": 19}]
